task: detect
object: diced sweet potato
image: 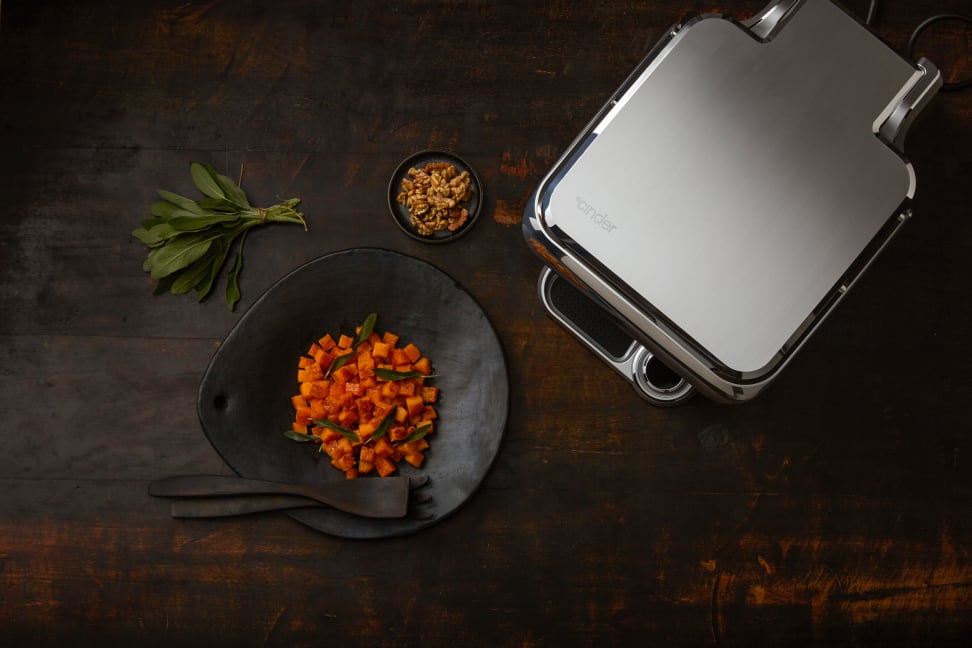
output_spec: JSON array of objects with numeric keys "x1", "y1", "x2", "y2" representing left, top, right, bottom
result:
[
  {"x1": 405, "y1": 395, "x2": 424, "y2": 417},
  {"x1": 289, "y1": 316, "x2": 439, "y2": 478},
  {"x1": 373, "y1": 437, "x2": 394, "y2": 458},
  {"x1": 371, "y1": 340, "x2": 390, "y2": 359},
  {"x1": 318, "y1": 333, "x2": 337, "y2": 351},
  {"x1": 390, "y1": 348, "x2": 410, "y2": 366},
  {"x1": 291, "y1": 395, "x2": 309, "y2": 409},
  {"x1": 413, "y1": 356, "x2": 431, "y2": 375},
  {"x1": 403, "y1": 343, "x2": 422, "y2": 363},
  {"x1": 375, "y1": 456, "x2": 397, "y2": 477}
]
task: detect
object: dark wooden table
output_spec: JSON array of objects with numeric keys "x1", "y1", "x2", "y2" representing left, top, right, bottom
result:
[{"x1": 2, "y1": 1, "x2": 970, "y2": 645}]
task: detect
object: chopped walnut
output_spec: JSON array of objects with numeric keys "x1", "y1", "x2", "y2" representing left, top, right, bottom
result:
[{"x1": 396, "y1": 161, "x2": 474, "y2": 236}]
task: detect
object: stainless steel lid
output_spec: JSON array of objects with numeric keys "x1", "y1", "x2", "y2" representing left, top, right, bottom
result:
[{"x1": 524, "y1": 0, "x2": 942, "y2": 403}]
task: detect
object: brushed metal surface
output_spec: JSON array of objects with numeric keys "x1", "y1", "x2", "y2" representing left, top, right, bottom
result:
[{"x1": 542, "y1": 0, "x2": 919, "y2": 374}]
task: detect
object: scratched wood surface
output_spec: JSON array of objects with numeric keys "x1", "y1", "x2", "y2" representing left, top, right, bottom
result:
[{"x1": 1, "y1": 1, "x2": 970, "y2": 646}]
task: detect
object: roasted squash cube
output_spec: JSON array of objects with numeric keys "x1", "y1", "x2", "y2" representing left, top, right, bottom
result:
[
  {"x1": 375, "y1": 456, "x2": 397, "y2": 477},
  {"x1": 337, "y1": 333, "x2": 354, "y2": 349},
  {"x1": 404, "y1": 453, "x2": 425, "y2": 468},
  {"x1": 318, "y1": 333, "x2": 337, "y2": 351},
  {"x1": 373, "y1": 437, "x2": 394, "y2": 458},
  {"x1": 413, "y1": 356, "x2": 432, "y2": 376},
  {"x1": 403, "y1": 343, "x2": 422, "y2": 363},
  {"x1": 291, "y1": 395, "x2": 309, "y2": 410},
  {"x1": 405, "y1": 395, "x2": 424, "y2": 417}
]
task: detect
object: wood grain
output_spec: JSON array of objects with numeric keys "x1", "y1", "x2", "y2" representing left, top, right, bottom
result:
[{"x1": 1, "y1": 0, "x2": 970, "y2": 645}]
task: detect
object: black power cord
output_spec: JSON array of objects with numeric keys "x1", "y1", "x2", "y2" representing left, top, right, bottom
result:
[{"x1": 864, "y1": 0, "x2": 972, "y2": 92}]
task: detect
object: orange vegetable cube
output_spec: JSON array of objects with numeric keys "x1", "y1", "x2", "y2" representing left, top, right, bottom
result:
[
  {"x1": 337, "y1": 333, "x2": 354, "y2": 349},
  {"x1": 421, "y1": 386, "x2": 438, "y2": 403},
  {"x1": 291, "y1": 395, "x2": 309, "y2": 410},
  {"x1": 331, "y1": 454, "x2": 355, "y2": 472},
  {"x1": 381, "y1": 331, "x2": 399, "y2": 346},
  {"x1": 337, "y1": 409, "x2": 358, "y2": 428},
  {"x1": 319, "y1": 428, "x2": 342, "y2": 444},
  {"x1": 397, "y1": 380, "x2": 416, "y2": 397},
  {"x1": 404, "y1": 453, "x2": 425, "y2": 468},
  {"x1": 308, "y1": 399, "x2": 326, "y2": 420},
  {"x1": 404, "y1": 395, "x2": 424, "y2": 417},
  {"x1": 375, "y1": 456, "x2": 397, "y2": 477},
  {"x1": 301, "y1": 363, "x2": 324, "y2": 382},
  {"x1": 381, "y1": 381, "x2": 400, "y2": 399},
  {"x1": 291, "y1": 421, "x2": 308, "y2": 434},
  {"x1": 358, "y1": 460, "x2": 374, "y2": 474},
  {"x1": 394, "y1": 406, "x2": 408, "y2": 424},
  {"x1": 403, "y1": 343, "x2": 422, "y2": 363},
  {"x1": 421, "y1": 405, "x2": 438, "y2": 421},
  {"x1": 345, "y1": 468, "x2": 358, "y2": 480},
  {"x1": 301, "y1": 380, "x2": 331, "y2": 399},
  {"x1": 314, "y1": 350, "x2": 335, "y2": 369},
  {"x1": 390, "y1": 348, "x2": 410, "y2": 366},
  {"x1": 413, "y1": 357, "x2": 431, "y2": 375},
  {"x1": 373, "y1": 437, "x2": 394, "y2": 458},
  {"x1": 318, "y1": 333, "x2": 337, "y2": 351},
  {"x1": 295, "y1": 407, "x2": 313, "y2": 425},
  {"x1": 298, "y1": 356, "x2": 315, "y2": 369},
  {"x1": 371, "y1": 341, "x2": 390, "y2": 359}
]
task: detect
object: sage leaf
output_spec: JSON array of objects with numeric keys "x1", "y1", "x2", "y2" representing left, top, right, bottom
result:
[
  {"x1": 197, "y1": 197, "x2": 243, "y2": 213},
  {"x1": 354, "y1": 312, "x2": 377, "y2": 347},
  {"x1": 368, "y1": 410, "x2": 397, "y2": 443},
  {"x1": 132, "y1": 222, "x2": 178, "y2": 247},
  {"x1": 225, "y1": 231, "x2": 247, "y2": 310},
  {"x1": 214, "y1": 171, "x2": 251, "y2": 208},
  {"x1": 190, "y1": 161, "x2": 226, "y2": 200},
  {"x1": 398, "y1": 423, "x2": 432, "y2": 445},
  {"x1": 284, "y1": 429, "x2": 319, "y2": 442},
  {"x1": 157, "y1": 189, "x2": 208, "y2": 214},
  {"x1": 148, "y1": 234, "x2": 216, "y2": 279},
  {"x1": 314, "y1": 419, "x2": 360, "y2": 443},
  {"x1": 148, "y1": 200, "x2": 184, "y2": 219},
  {"x1": 374, "y1": 368, "x2": 434, "y2": 381},
  {"x1": 194, "y1": 236, "x2": 232, "y2": 302},
  {"x1": 169, "y1": 255, "x2": 214, "y2": 295},
  {"x1": 167, "y1": 213, "x2": 241, "y2": 232}
]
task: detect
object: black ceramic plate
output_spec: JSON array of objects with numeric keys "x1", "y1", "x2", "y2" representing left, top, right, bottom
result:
[
  {"x1": 388, "y1": 150, "x2": 482, "y2": 243},
  {"x1": 197, "y1": 248, "x2": 508, "y2": 539}
]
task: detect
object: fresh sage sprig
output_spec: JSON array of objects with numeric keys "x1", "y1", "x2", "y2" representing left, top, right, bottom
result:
[{"x1": 133, "y1": 161, "x2": 307, "y2": 310}]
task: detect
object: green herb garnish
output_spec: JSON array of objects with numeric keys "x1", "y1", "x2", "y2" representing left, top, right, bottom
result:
[
  {"x1": 398, "y1": 423, "x2": 432, "y2": 445},
  {"x1": 325, "y1": 312, "x2": 377, "y2": 377},
  {"x1": 374, "y1": 368, "x2": 436, "y2": 381},
  {"x1": 283, "y1": 430, "x2": 319, "y2": 443},
  {"x1": 368, "y1": 410, "x2": 397, "y2": 443},
  {"x1": 314, "y1": 418, "x2": 361, "y2": 443},
  {"x1": 133, "y1": 161, "x2": 307, "y2": 311}
]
